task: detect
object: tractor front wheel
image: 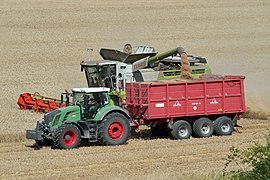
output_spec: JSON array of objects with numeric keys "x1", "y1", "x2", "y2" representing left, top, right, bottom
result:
[
  {"x1": 53, "y1": 124, "x2": 81, "y2": 149},
  {"x1": 98, "y1": 113, "x2": 130, "y2": 146}
]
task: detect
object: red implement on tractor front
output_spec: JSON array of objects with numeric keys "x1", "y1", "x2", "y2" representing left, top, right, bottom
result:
[{"x1": 17, "y1": 92, "x2": 66, "y2": 112}]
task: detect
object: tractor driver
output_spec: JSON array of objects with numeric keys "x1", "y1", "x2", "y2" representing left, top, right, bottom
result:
[{"x1": 88, "y1": 93, "x2": 102, "y2": 117}]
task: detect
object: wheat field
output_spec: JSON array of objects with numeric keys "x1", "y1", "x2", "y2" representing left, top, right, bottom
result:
[{"x1": 0, "y1": 0, "x2": 269, "y2": 179}]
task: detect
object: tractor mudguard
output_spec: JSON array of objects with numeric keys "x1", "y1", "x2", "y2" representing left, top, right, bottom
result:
[
  {"x1": 63, "y1": 121, "x2": 95, "y2": 139},
  {"x1": 96, "y1": 106, "x2": 130, "y2": 122}
]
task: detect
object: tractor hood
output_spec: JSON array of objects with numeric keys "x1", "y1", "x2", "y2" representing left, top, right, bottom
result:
[{"x1": 45, "y1": 106, "x2": 81, "y2": 128}]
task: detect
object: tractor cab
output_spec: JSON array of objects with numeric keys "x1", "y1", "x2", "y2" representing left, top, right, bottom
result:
[{"x1": 70, "y1": 87, "x2": 110, "y2": 119}]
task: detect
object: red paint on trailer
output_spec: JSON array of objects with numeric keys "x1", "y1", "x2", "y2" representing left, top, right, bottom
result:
[{"x1": 126, "y1": 75, "x2": 246, "y2": 121}]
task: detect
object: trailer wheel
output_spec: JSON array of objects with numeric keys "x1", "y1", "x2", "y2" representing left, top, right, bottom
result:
[
  {"x1": 171, "y1": 120, "x2": 192, "y2": 139},
  {"x1": 193, "y1": 118, "x2": 214, "y2": 138},
  {"x1": 98, "y1": 112, "x2": 130, "y2": 146},
  {"x1": 53, "y1": 124, "x2": 81, "y2": 149},
  {"x1": 214, "y1": 116, "x2": 233, "y2": 136}
]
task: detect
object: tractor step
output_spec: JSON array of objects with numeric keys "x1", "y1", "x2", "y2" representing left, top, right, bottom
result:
[{"x1": 89, "y1": 124, "x2": 98, "y2": 142}]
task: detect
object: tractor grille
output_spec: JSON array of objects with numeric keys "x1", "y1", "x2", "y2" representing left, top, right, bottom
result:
[{"x1": 44, "y1": 110, "x2": 60, "y2": 125}]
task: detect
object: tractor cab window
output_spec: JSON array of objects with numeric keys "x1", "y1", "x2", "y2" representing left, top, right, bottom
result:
[
  {"x1": 73, "y1": 92, "x2": 85, "y2": 105},
  {"x1": 86, "y1": 92, "x2": 109, "y2": 118}
]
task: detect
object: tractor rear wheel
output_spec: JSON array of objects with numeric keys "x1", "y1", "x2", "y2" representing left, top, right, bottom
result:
[
  {"x1": 171, "y1": 120, "x2": 192, "y2": 139},
  {"x1": 98, "y1": 113, "x2": 130, "y2": 146},
  {"x1": 53, "y1": 124, "x2": 81, "y2": 149},
  {"x1": 193, "y1": 118, "x2": 214, "y2": 138},
  {"x1": 214, "y1": 116, "x2": 233, "y2": 136}
]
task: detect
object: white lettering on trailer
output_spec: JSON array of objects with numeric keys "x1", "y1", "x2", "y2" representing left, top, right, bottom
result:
[
  {"x1": 156, "y1": 103, "x2": 165, "y2": 108},
  {"x1": 210, "y1": 98, "x2": 219, "y2": 105},
  {"x1": 173, "y1": 101, "x2": 182, "y2": 107}
]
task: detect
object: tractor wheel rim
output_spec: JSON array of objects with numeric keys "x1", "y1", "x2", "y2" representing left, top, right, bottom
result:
[
  {"x1": 108, "y1": 122, "x2": 124, "y2": 140},
  {"x1": 63, "y1": 130, "x2": 76, "y2": 146},
  {"x1": 221, "y1": 123, "x2": 230, "y2": 133},
  {"x1": 178, "y1": 127, "x2": 188, "y2": 137},
  {"x1": 202, "y1": 124, "x2": 210, "y2": 134}
]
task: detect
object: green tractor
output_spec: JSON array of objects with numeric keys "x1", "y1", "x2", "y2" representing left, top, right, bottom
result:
[{"x1": 26, "y1": 87, "x2": 131, "y2": 149}]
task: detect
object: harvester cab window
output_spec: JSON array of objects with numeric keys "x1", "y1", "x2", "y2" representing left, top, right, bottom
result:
[
  {"x1": 86, "y1": 67, "x2": 102, "y2": 87},
  {"x1": 100, "y1": 65, "x2": 116, "y2": 90}
]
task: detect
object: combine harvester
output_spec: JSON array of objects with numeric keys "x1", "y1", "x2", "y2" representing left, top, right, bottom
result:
[
  {"x1": 26, "y1": 46, "x2": 246, "y2": 149},
  {"x1": 18, "y1": 44, "x2": 211, "y2": 112}
]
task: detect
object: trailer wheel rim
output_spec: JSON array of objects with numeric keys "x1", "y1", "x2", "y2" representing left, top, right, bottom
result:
[
  {"x1": 201, "y1": 124, "x2": 210, "y2": 134},
  {"x1": 63, "y1": 130, "x2": 76, "y2": 146},
  {"x1": 108, "y1": 122, "x2": 124, "y2": 140},
  {"x1": 178, "y1": 127, "x2": 188, "y2": 137},
  {"x1": 221, "y1": 122, "x2": 230, "y2": 133}
]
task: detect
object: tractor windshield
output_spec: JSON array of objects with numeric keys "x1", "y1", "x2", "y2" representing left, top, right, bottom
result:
[
  {"x1": 73, "y1": 92, "x2": 109, "y2": 107},
  {"x1": 73, "y1": 91, "x2": 109, "y2": 119}
]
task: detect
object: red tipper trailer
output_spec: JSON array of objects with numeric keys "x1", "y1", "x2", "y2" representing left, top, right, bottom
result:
[{"x1": 126, "y1": 75, "x2": 245, "y2": 139}]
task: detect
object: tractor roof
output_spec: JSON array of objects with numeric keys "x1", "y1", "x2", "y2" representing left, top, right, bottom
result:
[{"x1": 72, "y1": 87, "x2": 110, "y2": 93}]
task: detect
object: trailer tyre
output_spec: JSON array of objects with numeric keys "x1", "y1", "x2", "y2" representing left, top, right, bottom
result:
[
  {"x1": 53, "y1": 124, "x2": 81, "y2": 149},
  {"x1": 214, "y1": 116, "x2": 233, "y2": 136},
  {"x1": 171, "y1": 120, "x2": 192, "y2": 139},
  {"x1": 193, "y1": 118, "x2": 214, "y2": 138},
  {"x1": 98, "y1": 112, "x2": 130, "y2": 146}
]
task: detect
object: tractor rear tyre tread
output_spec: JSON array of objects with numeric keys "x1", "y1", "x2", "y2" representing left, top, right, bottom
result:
[
  {"x1": 193, "y1": 117, "x2": 214, "y2": 138},
  {"x1": 52, "y1": 124, "x2": 81, "y2": 149},
  {"x1": 98, "y1": 112, "x2": 130, "y2": 146}
]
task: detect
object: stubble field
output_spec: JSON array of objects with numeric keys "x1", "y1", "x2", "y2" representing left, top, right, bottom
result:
[{"x1": 0, "y1": 0, "x2": 269, "y2": 179}]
